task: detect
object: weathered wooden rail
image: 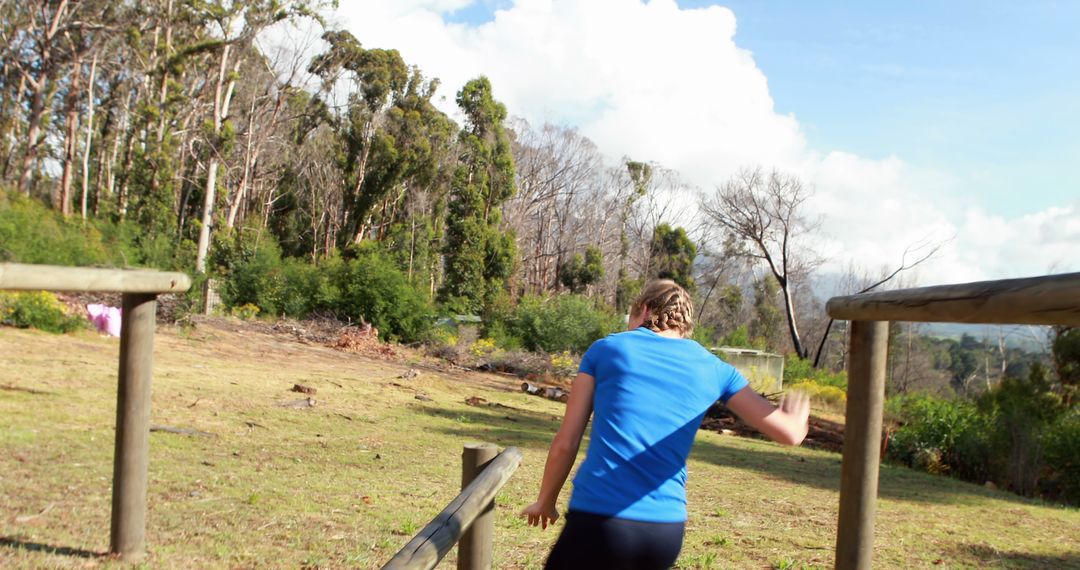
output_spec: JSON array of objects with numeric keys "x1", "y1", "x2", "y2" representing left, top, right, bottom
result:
[
  {"x1": 0, "y1": 262, "x2": 191, "y2": 562},
  {"x1": 382, "y1": 443, "x2": 523, "y2": 570},
  {"x1": 826, "y1": 271, "x2": 1080, "y2": 570}
]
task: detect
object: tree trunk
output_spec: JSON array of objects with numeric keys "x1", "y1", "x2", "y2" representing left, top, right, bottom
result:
[
  {"x1": 780, "y1": 283, "x2": 806, "y2": 358},
  {"x1": 60, "y1": 56, "x2": 84, "y2": 217},
  {"x1": 19, "y1": 82, "x2": 47, "y2": 196},
  {"x1": 80, "y1": 55, "x2": 99, "y2": 220},
  {"x1": 195, "y1": 44, "x2": 237, "y2": 273},
  {"x1": 18, "y1": 0, "x2": 71, "y2": 196}
]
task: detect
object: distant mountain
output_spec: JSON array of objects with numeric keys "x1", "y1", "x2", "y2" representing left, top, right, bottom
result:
[
  {"x1": 809, "y1": 274, "x2": 1052, "y2": 354},
  {"x1": 914, "y1": 323, "x2": 1050, "y2": 353}
]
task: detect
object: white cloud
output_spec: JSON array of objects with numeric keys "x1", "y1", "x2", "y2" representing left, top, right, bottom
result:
[{"x1": 333, "y1": 0, "x2": 1079, "y2": 284}]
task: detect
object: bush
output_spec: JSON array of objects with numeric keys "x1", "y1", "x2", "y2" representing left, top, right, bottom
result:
[
  {"x1": 0, "y1": 291, "x2": 86, "y2": 333},
  {"x1": 1044, "y1": 410, "x2": 1080, "y2": 504},
  {"x1": 212, "y1": 231, "x2": 342, "y2": 319},
  {"x1": 0, "y1": 193, "x2": 119, "y2": 265},
  {"x1": 886, "y1": 393, "x2": 987, "y2": 477},
  {"x1": 887, "y1": 372, "x2": 1079, "y2": 505},
  {"x1": 976, "y1": 367, "x2": 1066, "y2": 497},
  {"x1": 783, "y1": 353, "x2": 847, "y2": 389},
  {"x1": 787, "y1": 380, "x2": 846, "y2": 411},
  {"x1": 508, "y1": 294, "x2": 622, "y2": 353},
  {"x1": 334, "y1": 244, "x2": 433, "y2": 343},
  {"x1": 0, "y1": 190, "x2": 189, "y2": 269}
]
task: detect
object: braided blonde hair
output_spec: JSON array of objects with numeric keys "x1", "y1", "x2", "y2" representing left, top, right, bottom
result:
[{"x1": 630, "y1": 279, "x2": 694, "y2": 338}]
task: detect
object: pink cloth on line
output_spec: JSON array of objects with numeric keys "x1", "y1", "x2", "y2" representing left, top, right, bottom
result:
[{"x1": 86, "y1": 304, "x2": 122, "y2": 337}]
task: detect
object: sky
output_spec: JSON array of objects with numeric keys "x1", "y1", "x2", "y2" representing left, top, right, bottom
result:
[{"x1": 323, "y1": 0, "x2": 1079, "y2": 285}]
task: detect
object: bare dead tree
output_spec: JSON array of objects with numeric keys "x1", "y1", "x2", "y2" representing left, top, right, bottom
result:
[
  {"x1": 811, "y1": 235, "x2": 948, "y2": 367},
  {"x1": 700, "y1": 167, "x2": 820, "y2": 357}
]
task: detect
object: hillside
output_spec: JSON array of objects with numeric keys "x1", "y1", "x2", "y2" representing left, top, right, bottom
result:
[{"x1": 1, "y1": 320, "x2": 1078, "y2": 569}]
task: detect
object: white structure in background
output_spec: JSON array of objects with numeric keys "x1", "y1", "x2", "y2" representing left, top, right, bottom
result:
[{"x1": 710, "y1": 347, "x2": 785, "y2": 394}]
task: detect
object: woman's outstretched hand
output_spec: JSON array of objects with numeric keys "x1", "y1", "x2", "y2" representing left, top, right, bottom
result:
[
  {"x1": 779, "y1": 390, "x2": 811, "y2": 438},
  {"x1": 521, "y1": 501, "x2": 560, "y2": 529}
]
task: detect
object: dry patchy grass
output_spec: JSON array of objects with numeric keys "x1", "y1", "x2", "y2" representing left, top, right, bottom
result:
[{"x1": 1, "y1": 321, "x2": 1078, "y2": 569}]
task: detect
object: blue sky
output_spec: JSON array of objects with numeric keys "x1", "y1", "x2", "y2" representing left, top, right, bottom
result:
[{"x1": 446, "y1": 0, "x2": 1080, "y2": 218}]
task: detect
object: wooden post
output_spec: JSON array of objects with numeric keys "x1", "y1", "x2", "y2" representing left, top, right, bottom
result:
[
  {"x1": 382, "y1": 447, "x2": 522, "y2": 570},
  {"x1": 458, "y1": 443, "x2": 498, "y2": 570},
  {"x1": 110, "y1": 293, "x2": 157, "y2": 561},
  {"x1": 835, "y1": 320, "x2": 889, "y2": 570}
]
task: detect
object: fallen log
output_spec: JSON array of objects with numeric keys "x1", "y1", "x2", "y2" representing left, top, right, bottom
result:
[{"x1": 520, "y1": 382, "x2": 569, "y2": 403}]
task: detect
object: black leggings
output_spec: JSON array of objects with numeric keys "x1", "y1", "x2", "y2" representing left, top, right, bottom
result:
[{"x1": 544, "y1": 510, "x2": 685, "y2": 570}]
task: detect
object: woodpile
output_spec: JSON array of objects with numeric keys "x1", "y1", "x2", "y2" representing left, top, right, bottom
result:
[
  {"x1": 520, "y1": 382, "x2": 569, "y2": 403},
  {"x1": 701, "y1": 402, "x2": 845, "y2": 452}
]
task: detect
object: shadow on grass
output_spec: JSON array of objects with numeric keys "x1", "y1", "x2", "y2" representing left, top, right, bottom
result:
[
  {"x1": 0, "y1": 536, "x2": 105, "y2": 559},
  {"x1": 410, "y1": 402, "x2": 563, "y2": 449},
  {"x1": 414, "y1": 400, "x2": 1053, "y2": 508},
  {"x1": 0, "y1": 384, "x2": 57, "y2": 396},
  {"x1": 691, "y1": 437, "x2": 1048, "y2": 507},
  {"x1": 945, "y1": 543, "x2": 1080, "y2": 569}
]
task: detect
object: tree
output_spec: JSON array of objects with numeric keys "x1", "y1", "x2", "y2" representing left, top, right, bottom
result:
[
  {"x1": 438, "y1": 77, "x2": 517, "y2": 313},
  {"x1": 700, "y1": 167, "x2": 818, "y2": 357},
  {"x1": 1052, "y1": 326, "x2": 1080, "y2": 407},
  {"x1": 648, "y1": 223, "x2": 695, "y2": 291},
  {"x1": 559, "y1": 246, "x2": 604, "y2": 293},
  {"x1": 811, "y1": 239, "x2": 945, "y2": 367}
]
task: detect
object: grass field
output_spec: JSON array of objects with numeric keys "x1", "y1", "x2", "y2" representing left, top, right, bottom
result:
[{"x1": 2, "y1": 320, "x2": 1078, "y2": 569}]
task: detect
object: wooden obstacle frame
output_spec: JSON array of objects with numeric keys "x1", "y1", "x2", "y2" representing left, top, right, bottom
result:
[
  {"x1": 382, "y1": 444, "x2": 522, "y2": 570},
  {"x1": 0, "y1": 262, "x2": 191, "y2": 562},
  {"x1": 826, "y1": 271, "x2": 1080, "y2": 570}
]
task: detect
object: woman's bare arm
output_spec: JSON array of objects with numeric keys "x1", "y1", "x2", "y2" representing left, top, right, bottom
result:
[
  {"x1": 521, "y1": 372, "x2": 595, "y2": 528},
  {"x1": 724, "y1": 386, "x2": 810, "y2": 446}
]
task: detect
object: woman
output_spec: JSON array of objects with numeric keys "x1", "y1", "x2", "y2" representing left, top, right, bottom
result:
[{"x1": 521, "y1": 279, "x2": 810, "y2": 569}]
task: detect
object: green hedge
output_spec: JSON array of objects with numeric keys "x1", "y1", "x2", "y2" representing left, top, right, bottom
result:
[
  {"x1": 502, "y1": 294, "x2": 622, "y2": 354},
  {"x1": 0, "y1": 291, "x2": 86, "y2": 334},
  {"x1": 887, "y1": 368, "x2": 1078, "y2": 504},
  {"x1": 212, "y1": 236, "x2": 433, "y2": 343}
]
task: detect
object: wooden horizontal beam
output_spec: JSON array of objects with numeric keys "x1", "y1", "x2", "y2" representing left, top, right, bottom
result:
[
  {"x1": 826, "y1": 272, "x2": 1080, "y2": 326},
  {"x1": 0, "y1": 263, "x2": 191, "y2": 294},
  {"x1": 382, "y1": 446, "x2": 523, "y2": 570}
]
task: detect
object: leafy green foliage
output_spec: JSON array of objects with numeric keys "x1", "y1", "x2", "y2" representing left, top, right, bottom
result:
[
  {"x1": 750, "y1": 276, "x2": 784, "y2": 351},
  {"x1": 887, "y1": 364, "x2": 1078, "y2": 504},
  {"x1": 784, "y1": 353, "x2": 847, "y2": 389},
  {"x1": 0, "y1": 190, "x2": 179, "y2": 268},
  {"x1": 1052, "y1": 327, "x2": 1080, "y2": 406},
  {"x1": 559, "y1": 246, "x2": 604, "y2": 293},
  {"x1": 1044, "y1": 409, "x2": 1080, "y2": 504},
  {"x1": 505, "y1": 294, "x2": 622, "y2": 353},
  {"x1": 717, "y1": 324, "x2": 755, "y2": 349},
  {"x1": 439, "y1": 77, "x2": 517, "y2": 313},
  {"x1": 0, "y1": 291, "x2": 86, "y2": 334},
  {"x1": 649, "y1": 223, "x2": 696, "y2": 291},
  {"x1": 335, "y1": 244, "x2": 433, "y2": 343}
]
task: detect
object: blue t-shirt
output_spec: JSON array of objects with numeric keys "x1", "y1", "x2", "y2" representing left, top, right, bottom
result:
[{"x1": 568, "y1": 327, "x2": 748, "y2": 523}]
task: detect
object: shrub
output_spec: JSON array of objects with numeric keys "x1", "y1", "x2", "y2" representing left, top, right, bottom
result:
[
  {"x1": 213, "y1": 232, "x2": 287, "y2": 315},
  {"x1": 334, "y1": 244, "x2": 434, "y2": 343},
  {"x1": 787, "y1": 380, "x2": 846, "y2": 411},
  {"x1": 508, "y1": 294, "x2": 622, "y2": 353},
  {"x1": 886, "y1": 393, "x2": 986, "y2": 477},
  {"x1": 1044, "y1": 410, "x2": 1080, "y2": 504},
  {"x1": 0, "y1": 291, "x2": 86, "y2": 334},
  {"x1": 550, "y1": 350, "x2": 578, "y2": 378},
  {"x1": 230, "y1": 303, "x2": 261, "y2": 320},
  {"x1": 470, "y1": 337, "x2": 498, "y2": 358},
  {"x1": 976, "y1": 367, "x2": 1066, "y2": 497},
  {"x1": 783, "y1": 353, "x2": 847, "y2": 389},
  {"x1": 0, "y1": 192, "x2": 118, "y2": 265}
]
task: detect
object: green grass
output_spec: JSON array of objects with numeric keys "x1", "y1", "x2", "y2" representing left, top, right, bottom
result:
[{"x1": 1, "y1": 322, "x2": 1079, "y2": 569}]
